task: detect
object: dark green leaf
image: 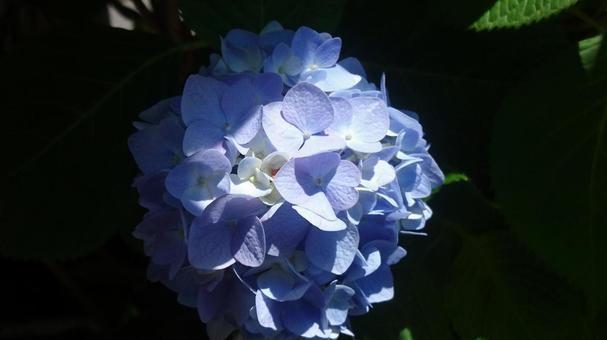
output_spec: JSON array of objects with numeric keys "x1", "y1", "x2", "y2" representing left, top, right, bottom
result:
[
  {"x1": 0, "y1": 26, "x2": 200, "y2": 260},
  {"x1": 472, "y1": 0, "x2": 579, "y2": 30},
  {"x1": 445, "y1": 227, "x2": 591, "y2": 340},
  {"x1": 491, "y1": 36, "x2": 607, "y2": 306}
]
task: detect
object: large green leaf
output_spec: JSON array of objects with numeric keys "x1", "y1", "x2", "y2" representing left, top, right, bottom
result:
[
  {"x1": 472, "y1": 0, "x2": 579, "y2": 30},
  {"x1": 0, "y1": 26, "x2": 203, "y2": 260},
  {"x1": 354, "y1": 181, "x2": 591, "y2": 339},
  {"x1": 180, "y1": 0, "x2": 346, "y2": 42},
  {"x1": 491, "y1": 35, "x2": 607, "y2": 306},
  {"x1": 445, "y1": 227, "x2": 591, "y2": 340}
]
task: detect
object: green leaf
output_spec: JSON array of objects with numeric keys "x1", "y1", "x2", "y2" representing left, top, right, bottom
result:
[
  {"x1": 579, "y1": 33, "x2": 607, "y2": 73},
  {"x1": 579, "y1": 35, "x2": 603, "y2": 71},
  {"x1": 180, "y1": 0, "x2": 346, "y2": 43},
  {"x1": 443, "y1": 172, "x2": 470, "y2": 185},
  {"x1": 445, "y1": 228, "x2": 591, "y2": 340},
  {"x1": 471, "y1": 0, "x2": 579, "y2": 30},
  {"x1": 355, "y1": 180, "x2": 593, "y2": 339},
  {"x1": 399, "y1": 328, "x2": 414, "y2": 340},
  {"x1": 0, "y1": 26, "x2": 203, "y2": 260},
  {"x1": 491, "y1": 38, "x2": 607, "y2": 306}
]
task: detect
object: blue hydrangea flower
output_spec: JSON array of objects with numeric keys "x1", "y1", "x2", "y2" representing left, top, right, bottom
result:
[
  {"x1": 181, "y1": 73, "x2": 283, "y2": 156},
  {"x1": 128, "y1": 21, "x2": 444, "y2": 340},
  {"x1": 188, "y1": 194, "x2": 267, "y2": 269},
  {"x1": 274, "y1": 152, "x2": 360, "y2": 231},
  {"x1": 165, "y1": 149, "x2": 232, "y2": 215}
]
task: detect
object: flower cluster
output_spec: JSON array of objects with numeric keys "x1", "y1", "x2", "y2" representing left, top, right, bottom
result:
[{"x1": 129, "y1": 21, "x2": 443, "y2": 340}]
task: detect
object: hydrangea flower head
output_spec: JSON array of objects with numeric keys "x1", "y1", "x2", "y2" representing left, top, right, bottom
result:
[{"x1": 129, "y1": 21, "x2": 443, "y2": 340}]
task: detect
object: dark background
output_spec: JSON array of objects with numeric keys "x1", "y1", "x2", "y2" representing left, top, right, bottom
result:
[{"x1": 0, "y1": 0, "x2": 606, "y2": 339}]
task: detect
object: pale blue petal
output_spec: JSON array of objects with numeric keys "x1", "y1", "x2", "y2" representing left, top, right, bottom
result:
[
  {"x1": 327, "y1": 97, "x2": 353, "y2": 133},
  {"x1": 331, "y1": 160, "x2": 362, "y2": 187},
  {"x1": 346, "y1": 140, "x2": 382, "y2": 153},
  {"x1": 380, "y1": 73, "x2": 389, "y2": 105},
  {"x1": 301, "y1": 65, "x2": 361, "y2": 92},
  {"x1": 349, "y1": 96, "x2": 389, "y2": 142},
  {"x1": 324, "y1": 182, "x2": 358, "y2": 212},
  {"x1": 295, "y1": 135, "x2": 346, "y2": 158},
  {"x1": 282, "y1": 82, "x2": 334, "y2": 134},
  {"x1": 297, "y1": 192, "x2": 338, "y2": 222},
  {"x1": 291, "y1": 26, "x2": 324, "y2": 66},
  {"x1": 262, "y1": 102, "x2": 303, "y2": 155},
  {"x1": 292, "y1": 205, "x2": 346, "y2": 231},
  {"x1": 313, "y1": 37, "x2": 341, "y2": 68}
]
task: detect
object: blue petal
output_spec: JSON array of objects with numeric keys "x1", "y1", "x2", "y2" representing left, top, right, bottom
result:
[
  {"x1": 338, "y1": 57, "x2": 368, "y2": 79},
  {"x1": 138, "y1": 96, "x2": 180, "y2": 124},
  {"x1": 221, "y1": 29, "x2": 263, "y2": 73},
  {"x1": 291, "y1": 26, "x2": 325, "y2": 66},
  {"x1": 251, "y1": 73, "x2": 284, "y2": 104},
  {"x1": 257, "y1": 265, "x2": 311, "y2": 301},
  {"x1": 324, "y1": 283, "x2": 355, "y2": 326},
  {"x1": 183, "y1": 120, "x2": 225, "y2": 156},
  {"x1": 229, "y1": 106, "x2": 263, "y2": 145},
  {"x1": 199, "y1": 194, "x2": 267, "y2": 225},
  {"x1": 356, "y1": 266, "x2": 394, "y2": 303},
  {"x1": 255, "y1": 290, "x2": 283, "y2": 331},
  {"x1": 128, "y1": 117, "x2": 184, "y2": 173},
  {"x1": 281, "y1": 300, "x2": 324, "y2": 338},
  {"x1": 188, "y1": 220, "x2": 234, "y2": 270},
  {"x1": 197, "y1": 280, "x2": 227, "y2": 322},
  {"x1": 231, "y1": 216, "x2": 266, "y2": 267},
  {"x1": 181, "y1": 75, "x2": 227, "y2": 126},
  {"x1": 221, "y1": 78, "x2": 258, "y2": 120},
  {"x1": 134, "y1": 171, "x2": 169, "y2": 211},
  {"x1": 261, "y1": 202, "x2": 310, "y2": 256},
  {"x1": 305, "y1": 222, "x2": 359, "y2": 275},
  {"x1": 324, "y1": 160, "x2": 361, "y2": 211}
]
